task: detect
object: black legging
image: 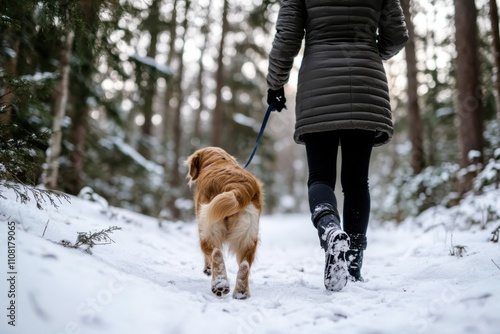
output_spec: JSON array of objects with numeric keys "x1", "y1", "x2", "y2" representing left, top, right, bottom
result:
[{"x1": 304, "y1": 130, "x2": 375, "y2": 236}]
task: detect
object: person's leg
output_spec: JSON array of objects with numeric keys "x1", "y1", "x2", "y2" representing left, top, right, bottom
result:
[
  {"x1": 304, "y1": 131, "x2": 339, "y2": 216},
  {"x1": 304, "y1": 131, "x2": 349, "y2": 291},
  {"x1": 339, "y1": 129, "x2": 375, "y2": 281},
  {"x1": 339, "y1": 129, "x2": 375, "y2": 235}
]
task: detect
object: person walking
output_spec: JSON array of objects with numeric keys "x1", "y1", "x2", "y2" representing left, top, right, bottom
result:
[{"x1": 266, "y1": 0, "x2": 408, "y2": 291}]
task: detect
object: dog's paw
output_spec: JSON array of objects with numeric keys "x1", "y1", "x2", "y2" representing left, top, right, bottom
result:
[
  {"x1": 233, "y1": 261, "x2": 251, "y2": 300},
  {"x1": 233, "y1": 292, "x2": 250, "y2": 300},
  {"x1": 203, "y1": 265, "x2": 212, "y2": 276},
  {"x1": 212, "y1": 276, "x2": 230, "y2": 297},
  {"x1": 233, "y1": 290, "x2": 250, "y2": 300}
]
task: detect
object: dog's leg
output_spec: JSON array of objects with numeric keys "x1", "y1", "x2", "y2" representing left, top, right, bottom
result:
[
  {"x1": 203, "y1": 255, "x2": 211, "y2": 276},
  {"x1": 210, "y1": 248, "x2": 230, "y2": 296},
  {"x1": 200, "y1": 239, "x2": 230, "y2": 296},
  {"x1": 233, "y1": 243, "x2": 257, "y2": 299},
  {"x1": 229, "y1": 205, "x2": 260, "y2": 300}
]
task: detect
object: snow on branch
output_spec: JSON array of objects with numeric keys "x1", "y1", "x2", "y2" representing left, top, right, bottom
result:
[
  {"x1": 129, "y1": 54, "x2": 175, "y2": 77},
  {"x1": 105, "y1": 136, "x2": 164, "y2": 175},
  {"x1": 20, "y1": 72, "x2": 57, "y2": 82},
  {"x1": 233, "y1": 113, "x2": 259, "y2": 131}
]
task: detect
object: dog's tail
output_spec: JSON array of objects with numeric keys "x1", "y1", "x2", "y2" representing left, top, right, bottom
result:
[{"x1": 200, "y1": 190, "x2": 246, "y2": 225}]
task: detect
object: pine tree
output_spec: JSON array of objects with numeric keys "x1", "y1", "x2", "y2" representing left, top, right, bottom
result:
[
  {"x1": 42, "y1": 30, "x2": 74, "y2": 189},
  {"x1": 454, "y1": 0, "x2": 485, "y2": 193},
  {"x1": 137, "y1": 0, "x2": 162, "y2": 160},
  {"x1": 489, "y1": 0, "x2": 500, "y2": 127},
  {"x1": 166, "y1": 0, "x2": 192, "y2": 221},
  {"x1": 401, "y1": 0, "x2": 425, "y2": 174},
  {"x1": 212, "y1": 0, "x2": 229, "y2": 147}
]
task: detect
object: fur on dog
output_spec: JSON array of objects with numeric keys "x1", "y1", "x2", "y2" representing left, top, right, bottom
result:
[{"x1": 185, "y1": 146, "x2": 264, "y2": 299}]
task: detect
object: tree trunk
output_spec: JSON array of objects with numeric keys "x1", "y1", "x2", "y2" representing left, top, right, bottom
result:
[
  {"x1": 192, "y1": 3, "x2": 212, "y2": 145},
  {"x1": 454, "y1": 0, "x2": 484, "y2": 193},
  {"x1": 161, "y1": 0, "x2": 186, "y2": 222},
  {"x1": 139, "y1": 0, "x2": 161, "y2": 160},
  {"x1": 193, "y1": 35, "x2": 207, "y2": 144},
  {"x1": 401, "y1": 0, "x2": 425, "y2": 174},
  {"x1": 63, "y1": 0, "x2": 102, "y2": 195},
  {"x1": 211, "y1": 0, "x2": 229, "y2": 147},
  {"x1": 489, "y1": 0, "x2": 500, "y2": 127},
  {"x1": 66, "y1": 109, "x2": 88, "y2": 194},
  {"x1": 167, "y1": 0, "x2": 191, "y2": 221},
  {"x1": 162, "y1": 0, "x2": 178, "y2": 153},
  {"x1": 42, "y1": 30, "x2": 74, "y2": 189}
]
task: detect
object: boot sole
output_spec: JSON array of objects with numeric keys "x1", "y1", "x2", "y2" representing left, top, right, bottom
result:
[{"x1": 324, "y1": 231, "x2": 350, "y2": 292}]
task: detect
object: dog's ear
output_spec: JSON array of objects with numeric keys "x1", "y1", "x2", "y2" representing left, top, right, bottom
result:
[{"x1": 185, "y1": 153, "x2": 200, "y2": 186}]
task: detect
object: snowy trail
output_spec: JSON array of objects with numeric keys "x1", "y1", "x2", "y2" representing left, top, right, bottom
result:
[{"x1": 0, "y1": 190, "x2": 499, "y2": 334}]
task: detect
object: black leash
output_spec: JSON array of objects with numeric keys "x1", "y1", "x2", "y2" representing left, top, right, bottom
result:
[{"x1": 243, "y1": 104, "x2": 274, "y2": 169}]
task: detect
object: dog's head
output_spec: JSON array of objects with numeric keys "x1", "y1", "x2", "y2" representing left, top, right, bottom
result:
[{"x1": 185, "y1": 147, "x2": 239, "y2": 187}]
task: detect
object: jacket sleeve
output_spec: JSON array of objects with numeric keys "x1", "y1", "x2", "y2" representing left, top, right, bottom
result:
[
  {"x1": 377, "y1": 0, "x2": 409, "y2": 60},
  {"x1": 267, "y1": 0, "x2": 307, "y2": 90}
]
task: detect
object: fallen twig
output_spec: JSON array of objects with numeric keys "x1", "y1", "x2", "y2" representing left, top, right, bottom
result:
[
  {"x1": 492, "y1": 259, "x2": 500, "y2": 271},
  {"x1": 42, "y1": 220, "x2": 49, "y2": 237}
]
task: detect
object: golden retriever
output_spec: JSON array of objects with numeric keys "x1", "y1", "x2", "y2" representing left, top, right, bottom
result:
[{"x1": 185, "y1": 147, "x2": 263, "y2": 299}]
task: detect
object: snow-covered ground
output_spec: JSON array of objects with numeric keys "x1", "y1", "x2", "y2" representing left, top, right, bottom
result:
[{"x1": 0, "y1": 185, "x2": 499, "y2": 334}]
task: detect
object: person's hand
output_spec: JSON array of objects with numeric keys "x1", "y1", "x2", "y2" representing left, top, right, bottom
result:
[{"x1": 267, "y1": 87, "x2": 287, "y2": 112}]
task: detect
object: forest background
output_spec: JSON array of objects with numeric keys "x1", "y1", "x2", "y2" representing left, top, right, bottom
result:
[{"x1": 1, "y1": 0, "x2": 499, "y2": 224}]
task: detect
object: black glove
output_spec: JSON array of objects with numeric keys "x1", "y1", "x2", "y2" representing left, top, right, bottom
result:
[{"x1": 267, "y1": 87, "x2": 287, "y2": 112}]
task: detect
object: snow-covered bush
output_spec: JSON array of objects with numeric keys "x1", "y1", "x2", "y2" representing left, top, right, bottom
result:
[
  {"x1": 473, "y1": 148, "x2": 500, "y2": 191},
  {"x1": 81, "y1": 132, "x2": 169, "y2": 217},
  {"x1": 372, "y1": 162, "x2": 461, "y2": 223},
  {"x1": 372, "y1": 118, "x2": 500, "y2": 224},
  {"x1": 373, "y1": 156, "x2": 500, "y2": 224},
  {"x1": 0, "y1": 124, "x2": 69, "y2": 209}
]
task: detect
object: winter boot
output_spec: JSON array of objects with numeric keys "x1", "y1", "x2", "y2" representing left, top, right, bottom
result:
[
  {"x1": 346, "y1": 234, "x2": 367, "y2": 282},
  {"x1": 312, "y1": 204, "x2": 350, "y2": 292}
]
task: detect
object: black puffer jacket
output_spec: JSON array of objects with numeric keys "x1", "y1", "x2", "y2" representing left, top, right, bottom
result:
[{"x1": 267, "y1": 0, "x2": 408, "y2": 146}]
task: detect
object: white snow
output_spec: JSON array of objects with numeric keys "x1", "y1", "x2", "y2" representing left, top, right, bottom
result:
[
  {"x1": 129, "y1": 54, "x2": 175, "y2": 77},
  {"x1": 234, "y1": 113, "x2": 258, "y2": 130},
  {"x1": 0, "y1": 185, "x2": 499, "y2": 334},
  {"x1": 468, "y1": 150, "x2": 482, "y2": 162},
  {"x1": 20, "y1": 72, "x2": 57, "y2": 82},
  {"x1": 4, "y1": 47, "x2": 17, "y2": 59},
  {"x1": 101, "y1": 136, "x2": 164, "y2": 175}
]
